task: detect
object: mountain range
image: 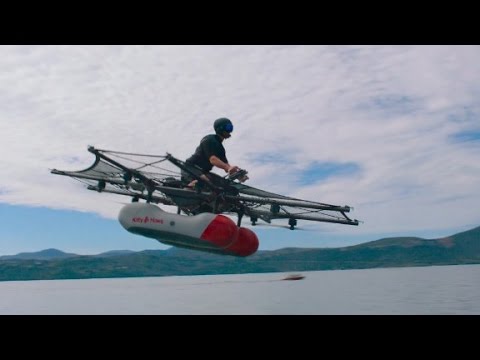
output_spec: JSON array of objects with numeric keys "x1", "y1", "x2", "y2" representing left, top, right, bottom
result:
[{"x1": 0, "y1": 225, "x2": 479, "y2": 281}]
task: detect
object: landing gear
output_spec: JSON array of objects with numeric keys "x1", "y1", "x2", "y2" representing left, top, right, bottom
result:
[
  {"x1": 145, "y1": 180, "x2": 155, "y2": 204},
  {"x1": 146, "y1": 190, "x2": 153, "y2": 203},
  {"x1": 237, "y1": 209, "x2": 244, "y2": 227},
  {"x1": 251, "y1": 215, "x2": 258, "y2": 226},
  {"x1": 97, "y1": 180, "x2": 106, "y2": 192},
  {"x1": 288, "y1": 218, "x2": 297, "y2": 230}
]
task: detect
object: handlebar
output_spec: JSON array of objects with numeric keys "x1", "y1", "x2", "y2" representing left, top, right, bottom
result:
[{"x1": 228, "y1": 168, "x2": 248, "y2": 181}]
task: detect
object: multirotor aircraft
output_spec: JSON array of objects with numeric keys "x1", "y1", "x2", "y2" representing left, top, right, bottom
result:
[{"x1": 51, "y1": 146, "x2": 359, "y2": 257}]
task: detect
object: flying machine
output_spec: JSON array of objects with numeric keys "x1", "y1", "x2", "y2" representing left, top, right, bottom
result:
[{"x1": 51, "y1": 146, "x2": 359, "y2": 257}]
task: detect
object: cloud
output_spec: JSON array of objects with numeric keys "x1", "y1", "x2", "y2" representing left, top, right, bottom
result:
[{"x1": 1, "y1": 45, "x2": 480, "y2": 239}]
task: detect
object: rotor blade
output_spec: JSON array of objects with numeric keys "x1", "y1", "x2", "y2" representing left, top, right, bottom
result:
[
  {"x1": 224, "y1": 194, "x2": 352, "y2": 213},
  {"x1": 247, "y1": 209, "x2": 359, "y2": 226},
  {"x1": 86, "y1": 186, "x2": 175, "y2": 206},
  {"x1": 88, "y1": 146, "x2": 160, "y2": 190}
]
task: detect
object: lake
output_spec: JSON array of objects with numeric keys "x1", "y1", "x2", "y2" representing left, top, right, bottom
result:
[{"x1": 0, "y1": 264, "x2": 478, "y2": 314}]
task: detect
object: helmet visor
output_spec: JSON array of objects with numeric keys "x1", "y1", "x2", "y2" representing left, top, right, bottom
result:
[{"x1": 224, "y1": 123, "x2": 234, "y2": 133}]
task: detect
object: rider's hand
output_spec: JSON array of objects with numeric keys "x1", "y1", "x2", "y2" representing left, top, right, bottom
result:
[{"x1": 227, "y1": 165, "x2": 240, "y2": 174}]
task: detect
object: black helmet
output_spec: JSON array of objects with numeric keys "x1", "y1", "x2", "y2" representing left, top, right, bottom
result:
[{"x1": 214, "y1": 118, "x2": 234, "y2": 134}]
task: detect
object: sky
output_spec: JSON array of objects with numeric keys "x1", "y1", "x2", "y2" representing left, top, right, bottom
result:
[{"x1": 0, "y1": 45, "x2": 479, "y2": 255}]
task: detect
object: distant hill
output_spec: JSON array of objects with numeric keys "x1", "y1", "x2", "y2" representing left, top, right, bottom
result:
[
  {"x1": 0, "y1": 226, "x2": 479, "y2": 281},
  {"x1": 0, "y1": 248, "x2": 78, "y2": 261},
  {"x1": 94, "y1": 250, "x2": 136, "y2": 257}
]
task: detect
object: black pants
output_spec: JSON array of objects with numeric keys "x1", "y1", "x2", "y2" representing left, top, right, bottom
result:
[{"x1": 181, "y1": 169, "x2": 195, "y2": 184}]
